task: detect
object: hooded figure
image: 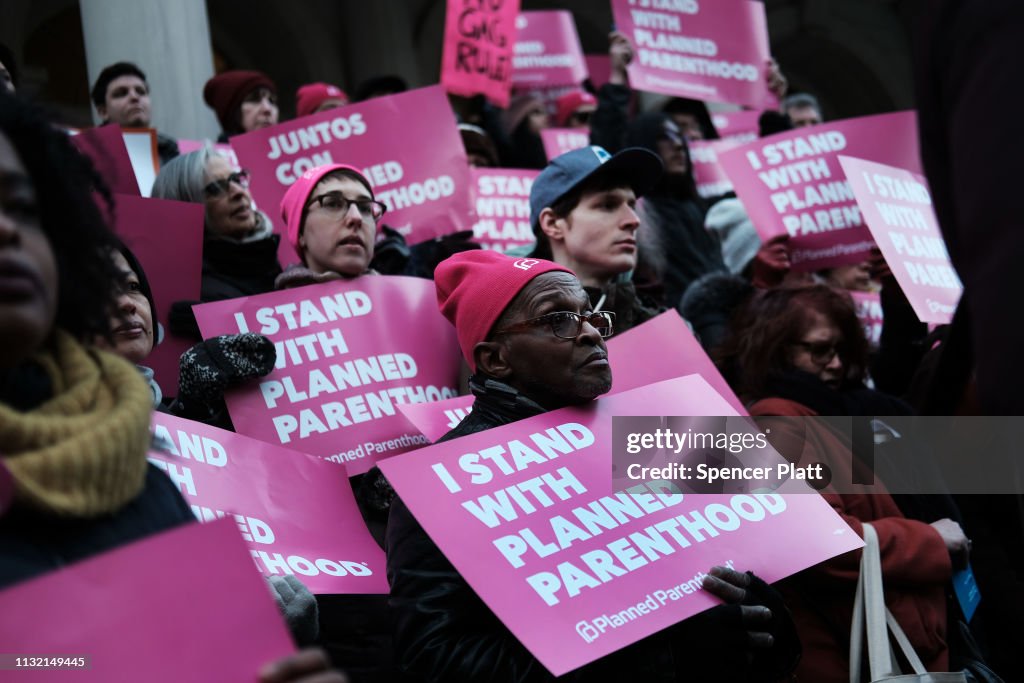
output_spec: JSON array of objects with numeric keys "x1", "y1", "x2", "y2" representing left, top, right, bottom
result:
[{"x1": 624, "y1": 112, "x2": 727, "y2": 309}]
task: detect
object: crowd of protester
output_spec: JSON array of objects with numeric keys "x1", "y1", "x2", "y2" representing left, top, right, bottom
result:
[{"x1": 0, "y1": 6, "x2": 1021, "y2": 680}]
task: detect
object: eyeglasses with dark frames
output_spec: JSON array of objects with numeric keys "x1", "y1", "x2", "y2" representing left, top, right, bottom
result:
[
  {"x1": 793, "y1": 340, "x2": 840, "y2": 366},
  {"x1": 492, "y1": 311, "x2": 616, "y2": 339},
  {"x1": 306, "y1": 191, "x2": 387, "y2": 223},
  {"x1": 203, "y1": 170, "x2": 250, "y2": 198}
]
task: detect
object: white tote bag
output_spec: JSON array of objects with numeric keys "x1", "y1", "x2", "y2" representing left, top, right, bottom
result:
[{"x1": 849, "y1": 523, "x2": 966, "y2": 683}]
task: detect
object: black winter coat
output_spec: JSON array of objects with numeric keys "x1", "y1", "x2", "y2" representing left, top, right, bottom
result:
[
  {"x1": 0, "y1": 465, "x2": 195, "y2": 590},
  {"x1": 201, "y1": 233, "x2": 283, "y2": 303}
]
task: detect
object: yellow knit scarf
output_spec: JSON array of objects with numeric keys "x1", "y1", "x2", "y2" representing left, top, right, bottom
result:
[{"x1": 0, "y1": 330, "x2": 153, "y2": 517}]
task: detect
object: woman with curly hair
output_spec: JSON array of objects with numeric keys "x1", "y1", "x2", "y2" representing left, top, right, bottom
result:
[
  {"x1": 717, "y1": 284, "x2": 969, "y2": 682},
  {"x1": 0, "y1": 90, "x2": 344, "y2": 683}
]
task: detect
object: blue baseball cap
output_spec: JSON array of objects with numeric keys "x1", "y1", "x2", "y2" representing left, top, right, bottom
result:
[{"x1": 529, "y1": 145, "x2": 664, "y2": 228}]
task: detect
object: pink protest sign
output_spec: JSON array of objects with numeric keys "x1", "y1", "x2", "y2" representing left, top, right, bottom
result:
[
  {"x1": 513, "y1": 11, "x2": 588, "y2": 87},
  {"x1": 849, "y1": 290, "x2": 883, "y2": 347},
  {"x1": 399, "y1": 394, "x2": 475, "y2": 443},
  {"x1": 839, "y1": 156, "x2": 961, "y2": 324},
  {"x1": 380, "y1": 375, "x2": 861, "y2": 676},
  {"x1": 584, "y1": 55, "x2": 612, "y2": 89},
  {"x1": 718, "y1": 111, "x2": 921, "y2": 270},
  {"x1": 612, "y1": 0, "x2": 774, "y2": 110},
  {"x1": 0, "y1": 518, "x2": 294, "y2": 681},
  {"x1": 231, "y1": 86, "x2": 472, "y2": 259},
  {"x1": 441, "y1": 0, "x2": 521, "y2": 106},
  {"x1": 70, "y1": 124, "x2": 140, "y2": 195},
  {"x1": 149, "y1": 413, "x2": 388, "y2": 594},
  {"x1": 471, "y1": 167, "x2": 538, "y2": 251},
  {"x1": 541, "y1": 127, "x2": 590, "y2": 161},
  {"x1": 178, "y1": 138, "x2": 239, "y2": 167},
  {"x1": 112, "y1": 194, "x2": 203, "y2": 393},
  {"x1": 710, "y1": 109, "x2": 761, "y2": 144},
  {"x1": 608, "y1": 312, "x2": 745, "y2": 414},
  {"x1": 398, "y1": 311, "x2": 746, "y2": 442},
  {"x1": 513, "y1": 84, "x2": 582, "y2": 119},
  {"x1": 689, "y1": 138, "x2": 741, "y2": 199},
  {"x1": 193, "y1": 276, "x2": 461, "y2": 476}
]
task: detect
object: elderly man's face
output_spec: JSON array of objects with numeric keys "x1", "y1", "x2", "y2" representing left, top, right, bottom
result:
[{"x1": 488, "y1": 271, "x2": 612, "y2": 408}]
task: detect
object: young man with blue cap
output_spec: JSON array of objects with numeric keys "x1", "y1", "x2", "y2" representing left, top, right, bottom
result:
[{"x1": 529, "y1": 145, "x2": 666, "y2": 335}]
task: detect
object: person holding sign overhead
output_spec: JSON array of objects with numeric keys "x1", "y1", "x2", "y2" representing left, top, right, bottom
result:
[{"x1": 386, "y1": 250, "x2": 800, "y2": 682}]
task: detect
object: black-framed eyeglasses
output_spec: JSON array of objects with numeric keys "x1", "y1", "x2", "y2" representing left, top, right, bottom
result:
[
  {"x1": 493, "y1": 311, "x2": 616, "y2": 339},
  {"x1": 793, "y1": 340, "x2": 839, "y2": 366},
  {"x1": 306, "y1": 191, "x2": 387, "y2": 222},
  {"x1": 570, "y1": 110, "x2": 593, "y2": 125},
  {"x1": 203, "y1": 170, "x2": 250, "y2": 198}
]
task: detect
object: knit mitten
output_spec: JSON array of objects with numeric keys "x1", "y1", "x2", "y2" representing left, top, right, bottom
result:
[
  {"x1": 268, "y1": 575, "x2": 320, "y2": 646},
  {"x1": 178, "y1": 333, "x2": 276, "y2": 407}
]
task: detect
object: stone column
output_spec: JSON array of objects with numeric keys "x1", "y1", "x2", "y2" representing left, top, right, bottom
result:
[{"x1": 80, "y1": 0, "x2": 219, "y2": 140}]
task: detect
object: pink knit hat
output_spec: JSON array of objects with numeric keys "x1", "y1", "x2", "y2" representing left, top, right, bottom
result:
[
  {"x1": 435, "y1": 251, "x2": 574, "y2": 371},
  {"x1": 295, "y1": 82, "x2": 349, "y2": 118},
  {"x1": 279, "y1": 163, "x2": 374, "y2": 259}
]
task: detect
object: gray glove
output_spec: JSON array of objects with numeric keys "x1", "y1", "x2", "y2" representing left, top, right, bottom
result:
[{"x1": 268, "y1": 575, "x2": 320, "y2": 646}]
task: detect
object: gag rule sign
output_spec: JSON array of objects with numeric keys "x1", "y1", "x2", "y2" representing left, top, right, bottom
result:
[
  {"x1": 718, "y1": 111, "x2": 921, "y2": 270},
  {"x1": 231, "y1": 85, "x2": 472, "y2": 253},
  {"x1": 380, "y1": 376, "x2": 860, "y2": 676},
  {"x1": 512, "y1": 11, "x2": 588, "y2": 87},
  {"x1": 839, "y1": 156, "x2": 962, "y2": 324},
  {"x1": 441, "y1": 0, "x2": 522, "y2": 107},
  {"x1": 148, "y1": 413, "x2": 388, "y2": 594},
  {"x1": 193, "y1": 276, "x2": 462, "y2": 476},
  {"x1": 611, "y1": 0, "x2": 775, "y2": 110},
  {"x1": 470, "y1": 167, "x2": 538, "y2": 252}
]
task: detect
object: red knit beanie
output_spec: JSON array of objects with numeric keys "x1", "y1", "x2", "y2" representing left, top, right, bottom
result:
[
  {"x1": 203, "y1": 70, "x2": 276, "y2": 133},
  {"x1": 295, "y1": 82, "x2": 349, "y2": 118},
  {"x1": 555, "y1": 91, "x2": 597, "y2": 127},
  {"x1": 435, "y1": 251, "x2": 574, "y2": 371}
]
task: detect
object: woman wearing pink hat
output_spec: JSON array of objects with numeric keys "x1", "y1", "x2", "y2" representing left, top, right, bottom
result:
[{"x1": 276, "y1": 163, "x2": 385, "y2": 289}]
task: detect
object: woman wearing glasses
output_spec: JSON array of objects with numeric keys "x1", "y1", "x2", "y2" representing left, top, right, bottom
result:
[
  {"x1": 277, "y1": 163, "x2": 386, "y2": 289},
  {"x1": 717, "y1": 284, "x2": 968, "y2": 683},
  {"x1": 152, "y1": 145, "x2": 282, "y2": 321}
]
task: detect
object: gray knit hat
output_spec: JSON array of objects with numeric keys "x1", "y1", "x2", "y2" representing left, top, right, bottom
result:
[{"x1": 704, "y1": 198, "x2": 761, "y2": 274}]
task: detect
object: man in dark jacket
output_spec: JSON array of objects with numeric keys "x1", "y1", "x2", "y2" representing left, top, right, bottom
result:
[{"x1": 385, "y1": 250, "x2": 800, "y2": 682}]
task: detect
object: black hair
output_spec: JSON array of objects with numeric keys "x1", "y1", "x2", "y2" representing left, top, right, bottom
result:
[
  {"x1": 111, "y1": 238, "x2": 158, "y2": 327},
  {"x1": 0, "y1": 43, "x2": 18, "y2": 90},
  {"x1": 90, "y1": 62, "x2": 147, "y2": 109},
  {"x1": 0, "y1": 89, "x2": 122, "y2": 340},
  {"x1": 353, "y1": 75, "x2": 407, "y2": 103}
]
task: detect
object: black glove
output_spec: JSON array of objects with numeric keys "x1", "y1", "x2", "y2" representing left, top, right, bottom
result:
[
  {"x1": 742, "y1": 572, "x2": 802, "y2": 682},
  {"x1": 168, "y1": 300, "x2": 203, "y2": 341},
  {"x1": 178, "y1": 333, "x2": 276, "y2": 407}
]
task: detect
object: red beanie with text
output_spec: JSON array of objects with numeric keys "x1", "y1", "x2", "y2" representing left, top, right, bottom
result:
[{"x1": 435, "y1": 251, "x2": 573, "y2": 371}]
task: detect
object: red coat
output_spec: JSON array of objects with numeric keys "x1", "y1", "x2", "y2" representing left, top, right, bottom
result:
[{"x1": 751, "y1": 398, "x2": 951, "y2": 683}]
